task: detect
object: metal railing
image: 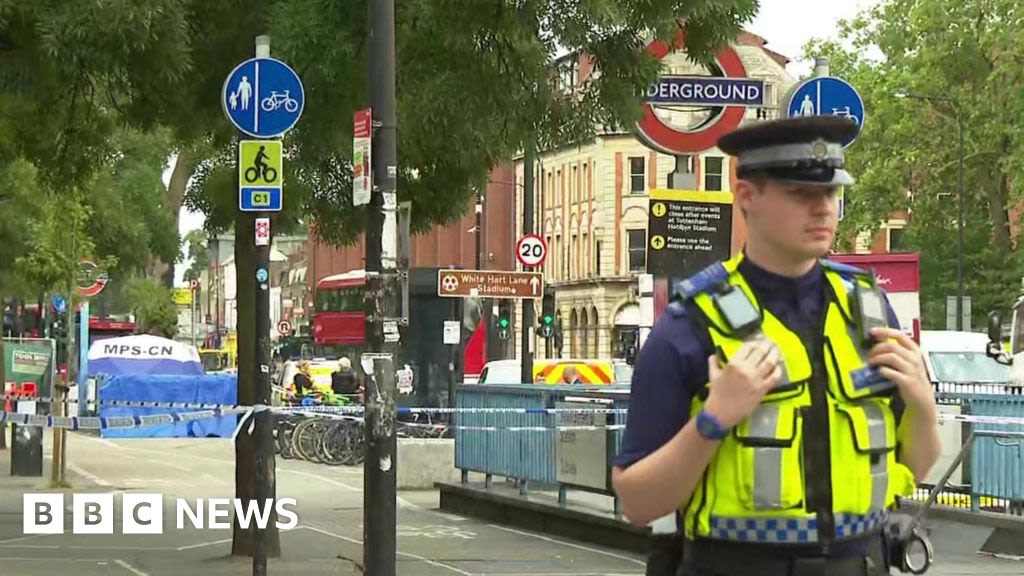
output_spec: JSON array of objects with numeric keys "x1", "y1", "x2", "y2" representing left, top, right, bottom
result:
[
  {"x1": 453, "y1": 383, "x2": 629, "y2": 506},
  {"x1": 454, "y1": 382, "x2": 1024, "y2": 520}
]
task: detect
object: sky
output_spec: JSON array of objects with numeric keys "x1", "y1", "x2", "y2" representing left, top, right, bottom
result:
[{"x1": 168, "y1": 0, "x2": 881, "y2": 286}]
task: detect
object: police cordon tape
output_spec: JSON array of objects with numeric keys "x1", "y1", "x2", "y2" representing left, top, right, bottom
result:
[{"x1": 3, "y1": 401, "x2": 1024, "y2": 431}]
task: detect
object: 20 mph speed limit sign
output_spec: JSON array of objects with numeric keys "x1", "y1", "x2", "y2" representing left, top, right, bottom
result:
[{"x1": 516, "y1": 234, "x2": 547, "y2": 268}]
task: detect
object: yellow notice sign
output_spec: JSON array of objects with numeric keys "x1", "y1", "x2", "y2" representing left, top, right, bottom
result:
[
  {"x1": 239, "y1": 140, "x2": 283, "y2": 187},
  {"x1": 172, "y1": 288, "x2": 193, "y2": 305}
]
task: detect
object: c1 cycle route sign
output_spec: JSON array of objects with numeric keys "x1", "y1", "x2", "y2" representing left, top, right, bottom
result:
[{"x1": 239, "y1": 140, "x2": 283, "y2": 212}]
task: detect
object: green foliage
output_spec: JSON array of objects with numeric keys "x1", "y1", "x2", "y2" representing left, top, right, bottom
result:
[
  {"x1": 183, "y1": 229, "x2": 211, "y2": 282},
  {"x1": 86, "y1": 127, "x2": 181, "y2": 275},
  {"x1": 0, "y1": 3, "x2": 192, "y2": 298},
  {"x1": 180, "y1": 0, "x2": 759, "y2": 246},
  {"x1": 0, "y1": 159, "x2": 45, "y2": 297},
  {"x1": 806, "y1": 0, "x2": 1024, "y2": 330},
  {"x1": 122, "y1": 277, "x2": 179, "y2": 339}
]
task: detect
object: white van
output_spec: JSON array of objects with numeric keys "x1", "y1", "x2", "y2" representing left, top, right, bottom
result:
[
  {"x1": 918, "y1": 330, "x2": 1013, "y2": 385},
  {"x1": 918, "y1": 330, "x2": 1014, "y2": 488}
]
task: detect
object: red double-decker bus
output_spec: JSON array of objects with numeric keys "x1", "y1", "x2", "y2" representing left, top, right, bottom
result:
[
  {"x1": 312, "y1": 268, "x2": 487, "y2": 378},
  {"x1": 312, "y1": 270, "x2": 367, "y2": 347}
]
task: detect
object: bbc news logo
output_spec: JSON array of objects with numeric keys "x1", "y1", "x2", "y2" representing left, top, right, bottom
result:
[{"x1": 23, "y1": 494, "x2": 299, "y2": 534}]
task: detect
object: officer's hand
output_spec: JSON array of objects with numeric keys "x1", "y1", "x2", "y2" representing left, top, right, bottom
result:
[
  {"x1": 703, "y1": 339, "x2": 783, "y2": 430},
  {"x1": 867, "y1": 326, "x2": 935, "y2": 409}
]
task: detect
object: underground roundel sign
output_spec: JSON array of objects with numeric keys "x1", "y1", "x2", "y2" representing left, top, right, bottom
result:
[
  {"x1": 75, "y1": 259, "x2": 109, "y2": 298},
  {"x1": 635, "y1": 33, "x2": 754, "y2": 155}
]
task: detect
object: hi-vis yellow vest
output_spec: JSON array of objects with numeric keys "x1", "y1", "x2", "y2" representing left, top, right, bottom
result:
[{"x1": 679, "y1": 254, "x2": 917, "y2": 547}]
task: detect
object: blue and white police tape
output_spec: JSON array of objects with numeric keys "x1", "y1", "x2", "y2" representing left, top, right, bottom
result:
[
  {"x1": 272, "y1": 405, "x2": 630, "y2": 415},
  {"x1": 0, "y1": 406, "x2": 255, "y2": 431}
]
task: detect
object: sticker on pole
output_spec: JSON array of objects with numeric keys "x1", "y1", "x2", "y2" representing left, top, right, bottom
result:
[
  {"x1": 515, "y1": 234, "x2": 547, "y2": 268},
  {"x1": 443, "y1": 320, "x2": 460, "y2": 345},
  {"x1": 255, "y1": 217, "x2": 270, "y2": 246}
]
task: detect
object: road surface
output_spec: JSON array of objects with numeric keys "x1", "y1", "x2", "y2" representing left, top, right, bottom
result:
[{"x1": 0, "y1": 431, "x2": 1017, "y2": 575}]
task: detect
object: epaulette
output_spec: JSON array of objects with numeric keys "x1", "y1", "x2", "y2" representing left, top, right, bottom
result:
[
  {"x1": 820, "y1": 258, "x2": 871, "y2": 279},
  {"x1": 673, "y1": 261, "x2": 729, "y2": 300}
]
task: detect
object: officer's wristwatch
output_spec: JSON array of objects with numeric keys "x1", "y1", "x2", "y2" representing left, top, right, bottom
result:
[{"x1": 695, "y1": 410, "x2": 731, "y2": 440}]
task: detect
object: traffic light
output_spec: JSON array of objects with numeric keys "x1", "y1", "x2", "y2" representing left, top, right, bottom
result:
[
  {"x1": 537, "y1": 288, "x2": 555, "y2": 339},
  {"x1": 497, "y1": 300, "x2": 512, "y2": 340}
]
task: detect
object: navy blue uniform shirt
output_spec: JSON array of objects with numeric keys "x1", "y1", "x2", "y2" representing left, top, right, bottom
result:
[{"x1": 614, "y1": 256, "x2": 903, "y2": 470}]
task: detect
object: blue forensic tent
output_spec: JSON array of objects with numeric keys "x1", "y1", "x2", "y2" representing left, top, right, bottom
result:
[{"x1": 98, "y1": 374, "x2": 239, "y2": 438}]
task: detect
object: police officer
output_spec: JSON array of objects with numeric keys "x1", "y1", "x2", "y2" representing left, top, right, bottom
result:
[{"x1": 611, "y1": 116, "x2": 941, "y2": 576}]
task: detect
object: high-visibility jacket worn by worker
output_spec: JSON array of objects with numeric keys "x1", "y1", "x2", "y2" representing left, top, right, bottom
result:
[{"x1": 678, "y1": 254, "x2": 917, "y2": 550}]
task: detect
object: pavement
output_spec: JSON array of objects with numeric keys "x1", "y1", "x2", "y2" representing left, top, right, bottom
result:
[
  {"x1": 0, "y1": 428, "x2": 649, "y2": 576},
  {"x1": 0, "y1": 426, "x2": 1018, "y2": 576}
]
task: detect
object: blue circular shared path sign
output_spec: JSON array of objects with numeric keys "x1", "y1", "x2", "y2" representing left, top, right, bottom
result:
[
  {"x1": 222, "y1": 57, "x2": 304, "y2": 138},
  {"x1": 786, "y1": 76, "x2": 865, "y2": 148}
]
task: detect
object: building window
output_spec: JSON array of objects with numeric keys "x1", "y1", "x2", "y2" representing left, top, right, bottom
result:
[
  {"x1": 570, "y1": 309, "x2": 578, "y2": 357},
  {"x1": 704, "y1": 156, "x2": 724, "y2": 191},
  {"x1": 583, "y1": 163, "x2": 589, "y2": 201},
  {"x1": 888, "y1": 227, "x2": 906, "y2": 252},
  {"x1": 582, "y1": 232, "x2": 588, "y2": 276},
  {"x1": 595, "y1": 240, "x2": 602, "y2": 276},
  {"x1": 558, "y1": 57, "x2": 579, "y2": 93},
  {"x1": 629, "y1": 157, "x2": 645, "y2": 194},
  {"x1": 627, "y1": 229, "x2": 646, "y2": 272},
  {"x1": 571, "y1": 233, "x2": 578, "y2": 279}
]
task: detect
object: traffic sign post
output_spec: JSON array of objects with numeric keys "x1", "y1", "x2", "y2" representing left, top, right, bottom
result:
[
  {"x1": 785, "y1": 76, "x2": 865, "y2": 148},
  {"x1": 224, "y1": 37, "x2": 302, "y2": 574},
  {"x1": 515, "y1": 234, "x2": 547, "y2": 268},
  {"x1": 239, "y1": 140, "x2": 284, "y2": 212},
  {"x1": 222, "y1": 57, "x2": 305, "y2": 138}
]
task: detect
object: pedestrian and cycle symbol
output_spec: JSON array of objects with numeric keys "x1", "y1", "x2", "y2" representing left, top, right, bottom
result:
[
  {"x1": 785, "y1": 76, "x2": 864, "y2": 148},
  {"x1": 239, "y1": 140, "x2": 283, "y2": 212},
  {"x1": 222, "y1": 57, "x2": 304, "y2": 139}
]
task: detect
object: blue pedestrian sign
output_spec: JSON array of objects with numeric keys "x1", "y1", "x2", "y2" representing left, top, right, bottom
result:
[
  {"x1": 222, "y1": 57, "x2": 304, "y2": 138},
  {"x1": 52, "y1": 295, "x2": 66, "y2": 315},
  {"x1": 786, "y1": 76, "x2": 864, "y2": 148}
]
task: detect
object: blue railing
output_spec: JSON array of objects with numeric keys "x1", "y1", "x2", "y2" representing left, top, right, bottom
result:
[
  {"x1": 455, "y1": 382, "x2": 1024, "y2": 516},
  {"x1": 454, "y1": 383, "x2": 629, "y2": 498},
  {"x1": 938, "y1": 388, "x2": 1024, "y2": 509}
]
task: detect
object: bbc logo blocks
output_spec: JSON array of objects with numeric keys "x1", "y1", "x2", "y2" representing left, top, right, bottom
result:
[{"x1": 24, "y1": 493, "x2": 164, "y2": 535}]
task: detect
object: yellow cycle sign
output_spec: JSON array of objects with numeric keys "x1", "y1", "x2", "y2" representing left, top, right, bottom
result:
[
  {"x1": 239, "y1": 140, "x2": 283, "y2": 212},
  {"x1": 240, "y1": 140, "x2": 282, "y2": 186}
]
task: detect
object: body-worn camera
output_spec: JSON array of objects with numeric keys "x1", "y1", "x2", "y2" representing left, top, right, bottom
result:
[
  {"x1": 712, "y1": 284, "x2": 761, "y2": 339},
  {"x1": 853, "y1": 282, "x2": 889, "y2": 349},
  {"x1": 849, "y1": 280, "x2": 898, "y2": 395}
]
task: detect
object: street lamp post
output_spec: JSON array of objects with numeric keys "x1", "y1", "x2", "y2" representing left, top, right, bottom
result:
[{"x1": 895, "y1": 92, "x2": 965, "y2": 330}]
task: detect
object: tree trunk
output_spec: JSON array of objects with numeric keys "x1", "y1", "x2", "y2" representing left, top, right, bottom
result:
[
  {"x1": 150, "y1": 148, "x2": 195, "y2": 287},
  {"x1": 230, "y1": 211, "x2": 281, "y2": 557}
]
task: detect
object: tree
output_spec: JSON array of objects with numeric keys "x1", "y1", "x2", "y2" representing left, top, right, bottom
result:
[
  {"x1": 183, "y1": 229, "x2": 212, "y2": 282},
  {"x1": 3, "y1": 0, "x2": 761, "y2": 555},
  {"x1": 805, "y1": 0, "x2": 1024, "y2": 330},
  {"x1": 123, "y1": 278, "x2": 180, "y2": 339}
]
